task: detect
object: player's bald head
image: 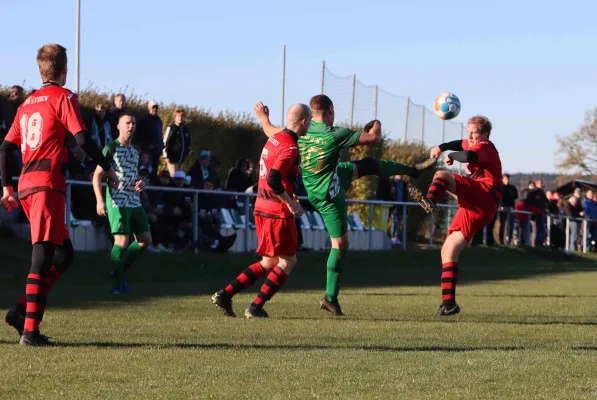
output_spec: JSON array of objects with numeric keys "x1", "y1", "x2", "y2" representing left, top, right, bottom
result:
[
  {"x1": 286, "y1": 104, "x2": 312, "y2": 136},
  {"x1": 287, "y1": 104, "x2": 311, "y2": 125}
]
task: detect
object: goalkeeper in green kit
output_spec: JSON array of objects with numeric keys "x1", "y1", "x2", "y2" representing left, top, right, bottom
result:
[{"x1": 255, "y1": 95, "x2": 436, "y2": 316}]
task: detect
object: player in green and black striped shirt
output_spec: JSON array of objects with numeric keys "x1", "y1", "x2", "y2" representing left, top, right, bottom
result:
[{"x1": 93, "y1": 112, "x2": 152, "y2": 294}]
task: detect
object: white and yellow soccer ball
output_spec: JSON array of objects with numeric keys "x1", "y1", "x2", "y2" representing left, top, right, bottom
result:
[{"x1": 433, "y1": 92, "x2": 461, "y2": 120}]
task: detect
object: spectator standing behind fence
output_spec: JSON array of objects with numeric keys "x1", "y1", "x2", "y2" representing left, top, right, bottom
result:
[
  {"x1": 1, "y1": 86, "x2": 25, "y2": 171},
  {"x1": 547, "y1": 191, "x2": 560, "y2": 215},
  {"x1": 1, "y1": 85, "x2": 25, "y2": 140},
  {"x1": 527, "y1": 179, "x2": 549, "y2": 247},
  {"x1": 107, "y1": 94, "x2": 127, "y2": 136},
  {"x1": 563, "y1": 191, "x2": 583, "y2": 251},
  {"x1": 136, "y1": 100, "x2": 163, "y2": 181},
  {"x1": 513, "y1": 199, "x2": 542, "y2": 246},
  {"x1": 520, "y1": 181, "x2": 535, "y2": 200},
  {"x1": 163, "y1": 109, "x2": 191, "y2": 176},
  {"x1": 89, "y1": 104, "x2": 113, "y2": 149},
  {"x1": 498, "y1": 173, "x2": 518, "y2": 245},
  {"x1": 583, "y1": 190, "x2": 597, "y2": 251}
]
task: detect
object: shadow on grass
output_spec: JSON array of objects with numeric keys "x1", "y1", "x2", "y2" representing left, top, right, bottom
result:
[
  {"x1": 0, "y1": 339, "x2": 529, "y2": 352},
  {"x1": 273, "y1": 316, "x2": 597, "y2": 326},
  {"x1": 344, "y1": 293, "x2": 597, "y2": 298},
  {"x1": 0, "y1": 237, "x2": 595, "y2": 310}
]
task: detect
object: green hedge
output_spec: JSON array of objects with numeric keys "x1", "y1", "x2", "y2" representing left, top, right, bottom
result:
[{"x1": 1, "y1": 85, "x2": 267, "y2": 181}]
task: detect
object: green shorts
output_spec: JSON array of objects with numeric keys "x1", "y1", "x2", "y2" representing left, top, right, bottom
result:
[
  {"x1": 107, "y1": 205, "x2": 150, "y2": 236},
  {"x1": 309, "y1": 162, "x2": 355, "y2": 239}
]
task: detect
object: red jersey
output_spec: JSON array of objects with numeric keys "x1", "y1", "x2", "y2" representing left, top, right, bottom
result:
[
  {"x1": 5, "y1": 83, "x2": 86, "y2": 198},
  {"x1": 255, "y1": 129, "x2": 300, "y2": 219},
  {"x1": 462, "y1": 139, "x2": 503, "y2": 189}
]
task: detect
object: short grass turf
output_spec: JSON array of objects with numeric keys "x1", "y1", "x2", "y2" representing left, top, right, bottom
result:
[{"x1": 0, "y1": 238, "x2": 595, "y2": 399}]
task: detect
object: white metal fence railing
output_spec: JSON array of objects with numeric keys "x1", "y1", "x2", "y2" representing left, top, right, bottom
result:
[{"x1": 5, "y1": 178, "x2": 594, "y2": 254}]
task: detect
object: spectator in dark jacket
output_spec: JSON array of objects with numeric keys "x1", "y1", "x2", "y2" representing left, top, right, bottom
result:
[
  {"x1": 89, "y1": 104, "x2": 113, "y2": 149},
  {"x1": 526, "y1": 179, "x2": 549, "y2": 247},
  {"x1": 225, "y1": 158, "x2": 251, "y2": 193},
  {"x1": 547, "y1": 191, "x2": 560, "y2": 215},
  {"x1": 1, "y1": 85, "x2": 24, "y2": 139},
  {"x1": 498, "y1": 173, "x2": 518, "y2": 245},
  {"x1": 163, "y1": 108, "x2": 191, "y2": 176},
  {"x1": 188, "y1": 149, "x2": 220, "y2": 210},
  {"x1": 1, "y1": 86, "x2": 25, "y2": 171},
  {"x1": 563, "y1": 194, "x2": 583, "y2": 251},
  {"x1": 107, "y1": 94, "x2": 126, "y2": 136},
  {"x1": 136, "y1": 100, "x2": 163, "y2": 180}
]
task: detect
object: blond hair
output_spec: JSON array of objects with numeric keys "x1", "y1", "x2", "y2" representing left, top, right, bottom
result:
[
  {"x1": 37, "y1": 44, "x2": 67, "y2": 82},
  {"x1": 468, "y1": 115, "x2": 492, "y2": 136}
]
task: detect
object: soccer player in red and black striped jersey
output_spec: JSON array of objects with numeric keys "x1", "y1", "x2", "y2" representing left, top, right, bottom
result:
[
  {"x1": 211, "y1": 102, "x2": 311, "y2": 318},
  {"x1": 409, "y1": 116, "x2": 502, "y2": 316},
  {"x1": 0, "y1": 44, "x2": 119, "y2": 346}
]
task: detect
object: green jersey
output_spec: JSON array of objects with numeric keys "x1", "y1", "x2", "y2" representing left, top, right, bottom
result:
[
  {"x1": 298, "y1": 121, "x2": 361, "y2": 201},
  {"x1": 103, "y1": 139, "x2": 142, "y2": 208}
]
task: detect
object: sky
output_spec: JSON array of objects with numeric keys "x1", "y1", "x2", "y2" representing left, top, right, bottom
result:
[{"x1": 2, "y1": 0, "x2": 596, "y2": 174}]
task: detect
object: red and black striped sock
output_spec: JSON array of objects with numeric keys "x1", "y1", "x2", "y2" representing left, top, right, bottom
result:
[
  {"x1": 427, "y1": 177, "x2": 448, "y2": 203},
  {"x1": 441, "y1": 262, "x2": 459, "y2": 306},
  {"x1": 224, "y1": 262, "x2": 266, "y2": 297},
  {"x1": 16, "y1": 266, "x2": 61, "y2": 314},
  {"x1": 250, "y1": 266, "x2": 288, "y2": 310},
  {"x1": 23, "y1": 273, "x2": 49, "y2": 333}
]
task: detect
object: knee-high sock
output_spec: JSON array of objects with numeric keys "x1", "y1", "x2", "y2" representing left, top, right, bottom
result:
[
  {"x1": 428, "y1": 177, "x2": 448, "y2": 203},
  {"x1": 250, "y1": 266, "x2": 288, "y2": 309},
  {"x1": 378, "y1": 160, "x2": 415, "y2": 177},
  {"x1": 111, "y1": 245, "x2": 127, "y2": 281},
  {"x1": 23, "y1": 273, "x2": 49, "y2": 333},
  {"x1": 123, "y1": 241, "x2": 145, "y2": 271},
  {"x1": 325, "y1": 248, "x2": 347, "y2": 302},
  {"x1": 17, "y1": 265, "x2": 61, "y2": 314},
  {"x1": 441, "y1": 261, "x2": 459, "y2": 306},
  {"x1": 224, "y1": 262, "x2": 266, "y2": 296}
]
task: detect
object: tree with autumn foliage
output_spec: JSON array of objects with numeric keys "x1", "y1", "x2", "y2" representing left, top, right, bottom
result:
[{"x1": 557, "y1": 108, "x2": 597, "y2": 178}]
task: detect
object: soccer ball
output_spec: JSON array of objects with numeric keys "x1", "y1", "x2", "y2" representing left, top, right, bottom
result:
[{"x1": 433, "y1": 93, "x2": 461, "y2": 120}]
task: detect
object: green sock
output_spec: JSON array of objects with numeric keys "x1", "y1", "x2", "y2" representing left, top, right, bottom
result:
[
  {"x1": 123, "y1": 241, "x2": 145, "y2": 272},
  {"x1": 378, "y1": 160, "x2": 415, "y2": 177},
  {"x1": 326, "y1": 248, "x2": 346, "y2": 302},
  {"x1": 111, "y1": 245, "x2": 126, "y2": 282}
]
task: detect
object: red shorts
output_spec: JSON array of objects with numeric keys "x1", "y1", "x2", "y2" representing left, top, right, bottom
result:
[
  {"x1": 20, "y1": 190, "x2": 70, "y2": 245},
  {"x1": 448, "y1": 175, "x2": 499, "y2": 242},
  {"x1": 255, "y1": 215, "x2": 297, "y2": 257}
]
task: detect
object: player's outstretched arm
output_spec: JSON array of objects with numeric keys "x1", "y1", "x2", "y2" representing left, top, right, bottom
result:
[
  {"x1": 73, "y1": 131, "x2": 120, "y2": 189},
  {"x1": 447, "y1": 150, "x2": 479, "y2": 164},
  {"x1": 357, "y1": 120, "x2": 382, "y2": 145},
  {"x1": 438, "y1": 140, "x2": 464, "y2": 153},
  {"x1": 254, "y1": 102, "x2": 279, "y2": 138}
]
